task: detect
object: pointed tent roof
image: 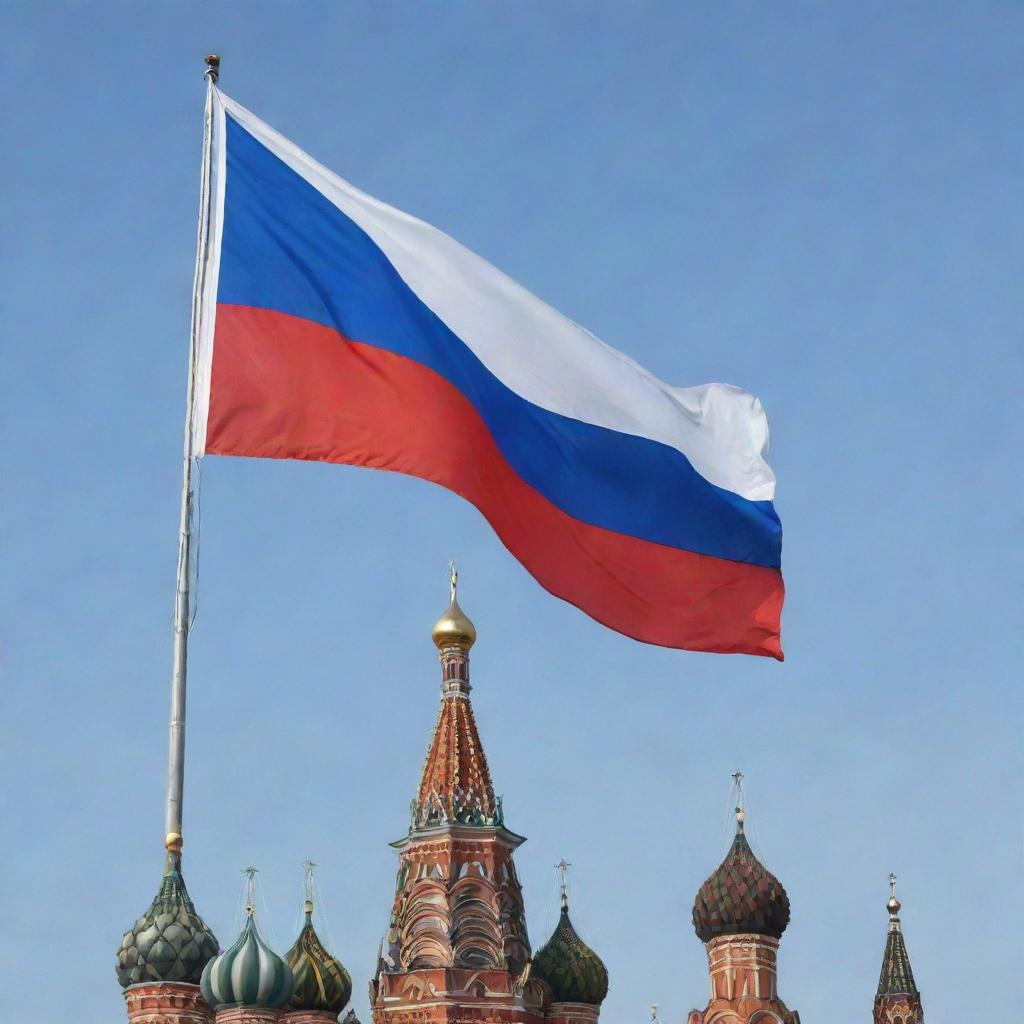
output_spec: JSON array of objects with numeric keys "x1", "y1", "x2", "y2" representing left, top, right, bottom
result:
[
  {"x1": 877, "y1": 927, "x2": 919, "y2": 998},
  {"x1": 412, "y1": 583, "x2": 502, "y2": 829},
  {"x1": 415, "y1": 687, "x2": 498, "y2": 826},
  {"x1": 876, "y1": 878, "x2": 921, "y2": 1000}
]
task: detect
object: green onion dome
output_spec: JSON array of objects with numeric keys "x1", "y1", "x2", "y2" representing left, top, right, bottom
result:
[
  {"x1": 116, "y1": 868, "x2": 219, "y2": 987},
  {"x1": 200, "y1": 911, "x2": 294, "y2": 1009},
  {"x1": 692, "y1": 812, "x2": 790, "y2": 943},
  {"x1": 532, "y1": 898, "x2": 609, "y2": 1006},
  {"x1": 285, "y1": 900, "x2": 352, "y2": 1013}
]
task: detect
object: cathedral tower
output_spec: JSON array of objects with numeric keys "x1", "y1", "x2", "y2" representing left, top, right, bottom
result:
[
  {"x1": 687, "y1": 790, "x2": 799, "y2": 1024},
  {"x1": 873, "y1": 876, "x2": 923, "y2": 1024},
  {"x1": 371, "y1": 574, "x2": 536, "y2": 1024}
]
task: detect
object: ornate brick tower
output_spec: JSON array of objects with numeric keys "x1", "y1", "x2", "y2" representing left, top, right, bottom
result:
[
  {"x1": 687, "y1": 786, "x2": 799, "y2": 1024},
  {"x1": 371, "y1": 572, "x2": 537, "y2": 1024},
  {"x1": 873, "y1": 875, "x2": 923, "y2": 1024}
]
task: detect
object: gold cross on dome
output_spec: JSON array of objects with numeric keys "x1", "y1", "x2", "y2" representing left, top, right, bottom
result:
[
  {"x1": 449, "y1": 561, "x2": 458, "y2": 603},
  {"x1": 732, "y1": 769, "x2": 746, "y2": 818},
  {"x1": 555, "y1": 859, "x2": 571, "y2": 906},
  {"x1": 242, "y1": 865, "x2": 258, "y2": 914}
]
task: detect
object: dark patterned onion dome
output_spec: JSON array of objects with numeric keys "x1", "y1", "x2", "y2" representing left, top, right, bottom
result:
[
  {"x1": 532, "y1": 902, "x2": 609, "y2": 1006},
  {"x1": 692, "y1": 819, "x2": 790, "y2": 943},
  {"x1": 116, "y1": 869, "x2": 219, "y2": 987},
  {"x1": 200, "y1": 911, "x2": 294, "y2": 1009},
  {"x1": 285, "y1": 901, "x2": 353, "y2": 1013}
]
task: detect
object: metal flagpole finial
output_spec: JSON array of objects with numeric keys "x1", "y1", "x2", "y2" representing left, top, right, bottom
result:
[
  {"x1": 242, "y1": 865, "x2": 259, "y2": 915},
  {"x1": 649, "y1": 1004, "x2": 660, "y2": 1024},
  {"x1": 732, "y1": 769, "x2": 746, "y2": 831},
  {"x1": 555, "y1": 859, "x2": 571, "y2": 909},
  {"x1": 204, "y1": 54, "x2": 220, "y2": 82}
]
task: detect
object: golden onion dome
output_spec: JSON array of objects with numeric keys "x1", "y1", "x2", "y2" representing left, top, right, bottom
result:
[
  {"x1": 431, "y1": 564, "x2": 476, "y2": 650},
  {"x1": 431, "y1": 596, "x2": 477, "y2": 650}
]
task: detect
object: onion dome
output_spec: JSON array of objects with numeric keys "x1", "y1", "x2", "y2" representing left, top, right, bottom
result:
[
  {"x1": 116, "y1": 866, "x2": 219, "y2": 987},
  {"x1": 431, "y1": 565, "x2": 477, "y2": 651},
  {"x1": 200, "y1": 910, "x2": 294, "y2": 1009},
  {"x1": 285, "y1": 899, "x2": 353, "y2": 1014},
  {"x1": 692, "y1": 808, "x2": 790, "y2": 943},
  {"x1": 532, "y1": 891, "x2": 609, "y2": 1006}
]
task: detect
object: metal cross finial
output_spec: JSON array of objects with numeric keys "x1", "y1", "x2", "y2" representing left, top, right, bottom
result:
[
  {"x1": 242, "y1": 865, "x2": 259, "y2": 914},
  {"x1": 304, "y1": 859, "x2": 317, "y2": 900},
  {"x1": 555, "y1": 859, "x2": 571, "y2": 908},
  {"x1": 449, "y1": 561, "x2": 458, "y2": 603},
  {"x1": 889, "y1": 872, "x2": 897, "y2": 899},
  {"x1": 732, "y1": 770, "x2": 746, "y2": 830}
]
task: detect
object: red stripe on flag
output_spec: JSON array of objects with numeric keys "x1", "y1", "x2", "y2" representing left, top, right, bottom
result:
[{"x1": 207, "y1": 304, "x2": 784, "y2": 657}]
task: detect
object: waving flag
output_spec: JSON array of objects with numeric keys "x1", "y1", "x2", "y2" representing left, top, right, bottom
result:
[{"x1": 191, "y1": 91, "x2": 784, "y2": 657}]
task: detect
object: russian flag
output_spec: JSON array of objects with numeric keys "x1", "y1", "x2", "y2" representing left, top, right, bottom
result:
[{"x1": 192, "y1": 91, "x2": 784, "y2": 658}]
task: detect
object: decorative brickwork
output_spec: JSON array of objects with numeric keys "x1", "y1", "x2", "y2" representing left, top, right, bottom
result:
[
  {"x1": 213, "y1": 1009, "x2": 282, "y2": 1024},
  {"x1": 686, "y1": 935, "x2": 799, "y2": 1024},
  {"x1": 544, "y1": 1004, "x2": 598, "y2": 1024},
  {"x1": 123, "y1": 982, "x2": 213, "y2": 1024},
  {"x1": 281, "y1": 1012, "x2": 337, "y2": 1024}
]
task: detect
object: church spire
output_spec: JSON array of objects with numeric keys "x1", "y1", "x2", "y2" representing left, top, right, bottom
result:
[
  {"x1": 874, "y1": 875, "x2": 923, "y2": 1023},
  {"x1": 413, "y1": 567, "x2": 501, "y2": 829}
]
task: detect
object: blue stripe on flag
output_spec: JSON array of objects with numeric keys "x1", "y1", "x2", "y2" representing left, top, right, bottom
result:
[{"x1": 216, "y1": 115, "x2": 781, "y2": 568}]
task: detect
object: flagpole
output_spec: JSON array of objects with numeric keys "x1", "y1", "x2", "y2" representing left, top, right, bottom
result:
[{"x1": 164, "y1": 53, "x2": 219, "y2": 872}]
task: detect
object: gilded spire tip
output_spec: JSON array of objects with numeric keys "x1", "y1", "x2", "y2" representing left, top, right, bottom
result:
[
  {"x1": 432, "y1": 562, "x2": 476, "y2": 651},
  {"x1": 887, "y1": 872, "x2": 901, "y2": 919}
]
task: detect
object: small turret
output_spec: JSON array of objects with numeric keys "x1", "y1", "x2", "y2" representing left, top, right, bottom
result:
[{"x1": 873, "y1": 874, "x2": 923, "y2": 1024}]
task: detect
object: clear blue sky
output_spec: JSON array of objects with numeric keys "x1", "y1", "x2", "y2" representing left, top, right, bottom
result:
[{"x1": 3, "y1": 4, "x2": 1021, "y2": 1023}]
